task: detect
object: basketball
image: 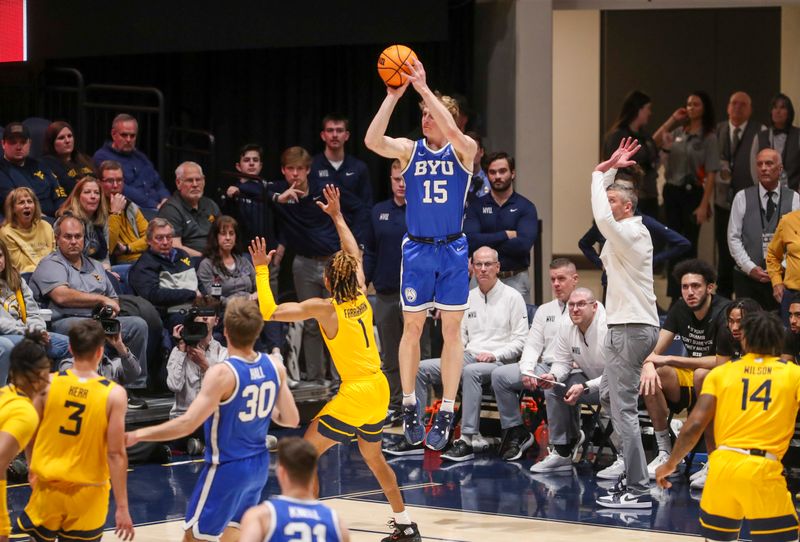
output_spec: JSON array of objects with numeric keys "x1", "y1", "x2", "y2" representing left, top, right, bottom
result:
[{"x1": 377, "y1": 44, "x2": 418, "y2": 88}]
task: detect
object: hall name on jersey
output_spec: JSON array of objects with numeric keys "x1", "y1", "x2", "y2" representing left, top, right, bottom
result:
[
  {"x1": 68, "y1": 386, "x2": 88, "y2": 399},
  {"x1": 413, "y1": 160, "x2": 455, "y2": 176},
  {"x1": 249, "y1": 366, "x2": 267, "y2": 381},
  {"x1": 289, "y1": 505, "x2": 322, "y2": 520},
  {"x1": 343, "y1": 302, "x2": 368, "y2": 319},
  {"x1": 744, "y1": 366, "x2": 772, "y2": 375}
]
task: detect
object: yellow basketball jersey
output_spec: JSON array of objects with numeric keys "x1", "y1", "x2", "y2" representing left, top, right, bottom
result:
[
  {"x1": 703, "y1": 353, "x2": 800, "y2": 459},
  {"x1": 0, "y1": 385, "x2": 38, "y2": 448},
  {"x1": 31, "y1": 370, "x2": 115, "y2": 485},
  {"x1": 320, "y1": 293, "x2": 382, "y2": 381}
]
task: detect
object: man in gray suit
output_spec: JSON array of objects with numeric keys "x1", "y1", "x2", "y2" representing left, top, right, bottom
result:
[{"x1": 715, "y1": 91, "x2": 766, "y2": 299}]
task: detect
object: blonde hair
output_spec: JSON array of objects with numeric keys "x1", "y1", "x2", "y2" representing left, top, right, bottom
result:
[
  {"x1": 3, "y1": 187, "x2": 42, "y2": 228},
  {"x1": 224, "y1": 298, "x2": 264, "y2": 348},
  {"x1": 419, "y1": 91, "x2": 460, "y2": 121},
  {"x1": 281, "y1": 146, "x2": 312, "y2": 168},
  {"x1": 56, "y1": 176, "x2": 108, "y2": 226},
  {"x1": 324, "y1": 251, "x2": 360, "y2": 304}
]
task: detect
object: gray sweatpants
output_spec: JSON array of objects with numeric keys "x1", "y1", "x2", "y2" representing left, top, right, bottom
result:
[
  {"x1": 292, "y1": 255, "x2": 331, "y2": 381},
  {"x1": 417, "y1": 353, "x2": 500, "y2": 435},
  {"x1": 491, "y1": 362, "x2": 549, "y2": 430},
  {"x1": 601, "y1": 323, "x2": 658, "y2": 493},
  {"x1": 544, "y1": 372, "x2": 600, "y2": 446}
]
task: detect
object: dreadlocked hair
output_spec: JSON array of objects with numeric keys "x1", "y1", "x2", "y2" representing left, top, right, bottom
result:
[
  {"x1": 325, "y1": 251, "x2": 360, "y2": 304},
  {"x1": 8, "y1": 329, "x2": 50, "y2": 386}
]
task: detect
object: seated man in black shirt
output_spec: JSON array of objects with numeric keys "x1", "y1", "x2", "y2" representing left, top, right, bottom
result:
[
  {"x1": 639, "y1": 259, "x2": 730, "y2": 489},
  {"x1": 715, "y1": 298, "x2": 763, "y2": 363},
  {"x1": 783, "y1": 295, "x2": 800, "y2": 362}
]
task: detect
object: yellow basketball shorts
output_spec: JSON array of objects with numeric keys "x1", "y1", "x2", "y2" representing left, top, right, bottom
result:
[
  {"x1": 316, "y1": 374, "x2": 389, "y2": 444},
  {"x1": 700, "y1": 449, "x2": 799, "y2": 542},
  {"x1": 17, "y1": 480, "x2": 110, "y2": 542}
]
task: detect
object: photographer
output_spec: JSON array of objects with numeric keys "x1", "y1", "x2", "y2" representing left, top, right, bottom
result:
[
  {"x1": 57, "y1": 305, "x2": 143, "y2": 407},
  {"x1": 166, "y1": 301, "x2": 227, "y2": 419}
]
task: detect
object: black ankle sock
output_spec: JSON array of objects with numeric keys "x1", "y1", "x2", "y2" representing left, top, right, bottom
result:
[{"x1": 554, "y1": 444, "x2": 572, "y2": 457}]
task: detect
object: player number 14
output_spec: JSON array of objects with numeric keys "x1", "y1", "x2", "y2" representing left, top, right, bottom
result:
[
  {"x1": 422, "y1": 179, "x2": 448, "y2": 203},
  {"x1": 741, "y1": 378, "x2": 772, "y2": 411}
]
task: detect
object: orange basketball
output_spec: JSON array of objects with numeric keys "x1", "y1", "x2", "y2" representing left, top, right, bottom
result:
[{"x1": 377, "y1": 44, "x2": 418, "y2": 88}]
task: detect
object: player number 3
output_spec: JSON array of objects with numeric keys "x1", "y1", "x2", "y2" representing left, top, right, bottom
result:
[{"x1": 239, "y1": 381, "x2": 277, "y2": 422}]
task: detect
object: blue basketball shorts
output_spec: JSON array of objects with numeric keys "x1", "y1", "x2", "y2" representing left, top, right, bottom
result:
[
  {"x1": 184, "y1": 452, "x2": 270, "y2": 541},
  {"x1": 400, "y1": 234, "x2": 469, "y2": 312}
]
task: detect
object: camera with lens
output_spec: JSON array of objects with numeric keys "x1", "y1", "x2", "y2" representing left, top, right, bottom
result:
[
  {"x1": 92, "y1": 304, "x2": 121, "y2": 335},
  {"x1": 180, "y1": 306, "x2": 217, "y2": 347}
]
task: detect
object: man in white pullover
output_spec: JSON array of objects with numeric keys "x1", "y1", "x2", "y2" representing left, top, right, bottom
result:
[
  {"x1": 591, "y1": 138, "x2": 660, "y2": 509},
  {"x1": 532, "y1": 287, "x2": 606, "y2": 473},
  {"x1": 491, "y1": 258, "x2": 578, "y2": 461},
  {"x1": 384, "y1": 246, "x2": 528, "y2": 460}
]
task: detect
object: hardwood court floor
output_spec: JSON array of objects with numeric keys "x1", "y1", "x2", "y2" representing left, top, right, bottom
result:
[{"x1": 8, "y1": 431, "x2": 720, "y2": 541}]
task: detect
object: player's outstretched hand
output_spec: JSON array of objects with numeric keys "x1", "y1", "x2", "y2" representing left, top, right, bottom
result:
[
  {"x1": 316, "y1": 184, "x2": 342, "y2": 218},
  {"x1": 387, "y1": 77, "x2": 411, "y2": 98},
  {"x1": 594, "y1": 136, "x2": 641, "y2": 173},
  {"x1": 115, "y1": 507, "x2": 135, "y2": 541},
  {"x1": 249, "y1": 237, "x2": 276, "y2": 268},
  {"x1": 654, "y1": 463, "x2": 675, "y2": 489}
]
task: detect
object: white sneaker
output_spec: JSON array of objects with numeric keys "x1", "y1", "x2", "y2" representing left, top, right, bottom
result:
[
  {"x1": 646, "y1": 451, "x2": 671, "y2": 479},
  {"x1": 670, "y1": 418, "x2": 684, "y2": 437},
  {"x1": 530, "y1": 450, "x2": 573, "y2": 473},
  {"x1": 470, "y1": 434, "x2": 491, "y2": 453},
  {"x1": 596, "y1": 457, "x2": 626, "y2": 480},
  {"x1": 690, "y1": 462, "x2": 708, "y2": 482},
  {"x1": 690, "y1": 463, "x2": 708, "y2": 489}
]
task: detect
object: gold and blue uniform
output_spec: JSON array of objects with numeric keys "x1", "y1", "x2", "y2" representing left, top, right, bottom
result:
[
  {"x1": 699, "y1": 354, "x2": 800, "y2": 542},
  {"x1": 316, "y1": 292, "x2": 389, "y2": 443},
  {"x1": 18, "y1": 370, "x2": 115, "y2": 542},
  {"x1": 0, "y1": 385, "x2": 38, "y2": 537}
]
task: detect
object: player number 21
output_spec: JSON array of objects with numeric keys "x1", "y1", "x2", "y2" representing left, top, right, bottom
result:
[
  {"x1": 284, "y1": 523, "x2": 327, "y2": 542},
  {"x1": 239, "y1": 381, "x2": 277, "y2": 422},
  {"x1": 422, "y1": 179, "x2": 448, "y2": 203},
  {"x1": 741, "y1": 378, "x2": 772, "y2": 411}
]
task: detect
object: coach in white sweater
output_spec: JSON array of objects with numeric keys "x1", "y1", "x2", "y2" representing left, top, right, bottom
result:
[
  {"x1": 531, "y1": 287, "x2": 607, "y2": 473},
  {"x1": 591, "y1": 137, "x2": 660, "y2": 509},
  {"x1": 416, "y1": 246, "x2": 528, "y2": 461}
]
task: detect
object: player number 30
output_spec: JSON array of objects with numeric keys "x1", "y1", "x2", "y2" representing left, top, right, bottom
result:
[{"x1": 239, "y1": 381, "x2": 277, "y2": 422}]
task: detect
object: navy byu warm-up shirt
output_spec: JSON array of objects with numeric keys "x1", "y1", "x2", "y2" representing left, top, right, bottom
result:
[{"x1": 364, "y1": 198, "x2": 406, "y2": 295}]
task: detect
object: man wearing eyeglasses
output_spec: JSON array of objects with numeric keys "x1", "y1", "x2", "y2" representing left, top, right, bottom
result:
[
  {"x1": 530, "y1": 287, "x2": 607, "y2": 473},
  {"x1": 99, "y1": 160, "x2": 149, "y2": 264},
  {"x1": 129, "y1": 218, "x2": 202, "y2": 330},
  {"x1": 158, "y1": 161, "x2": 220, "y2": 257}
]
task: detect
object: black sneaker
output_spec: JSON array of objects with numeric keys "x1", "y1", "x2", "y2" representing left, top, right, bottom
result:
[
  {"x1": 383, "y1": 439, "x2": 425, "y2": 457},
  {"x1": 502, "y1": 427, "x2": 535, "y2": 461},
  {"x1": 128, "y1": 395, "x2": 148, "y2": 410},
  {"x1": 381, "y1": 520, "x2": 421, "y2": 542},
  {"x1": 186, "y1": 438, "x2": 205, "y2": 456},
  {"x1": 441, "y1": 439, "x2": 474, "y2": 462},
  {"x1": 384, "y1": 409, "x2": 403, "y2": 428}
]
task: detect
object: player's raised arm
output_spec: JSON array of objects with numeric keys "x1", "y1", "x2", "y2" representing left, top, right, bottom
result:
[
  {"x1": 249, "y1": 238, "x2": 334, "y2": 323},
  {"x1": 317, "y1": 184, "x2": 366, "y2": 291},
  {"x1": 408, "y1": 60, "x2": 477, "y2": 167},
  {"x1": 364, "y1": 84, "x2": 415, "y2": 164}
]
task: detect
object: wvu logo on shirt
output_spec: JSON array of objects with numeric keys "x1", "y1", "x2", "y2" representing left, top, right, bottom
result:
[
  {"x1": 208, "y1": 215, "x2": 215, "y2": 223},
  {"x1": 55, "y1": 186, "x2": 67, "y2": 198},
  {"x1": 34, "y1": 170, "x2": 45, "y2": 180},
  {"x1": 467, "y1": 311, "x2": 477, "y2": 319},
  {"x1": 93, "y1": 273, "x2": 103, "y2": 282},
  {"x1": 571, "y1": 346, "x2": 581, "y2": 354},
  {"x1": 181, "y1": 257, "x2": 192, "y2": 267},
  {"x1": 546, "y1": 316, "x2": 556, "y2": 322}
]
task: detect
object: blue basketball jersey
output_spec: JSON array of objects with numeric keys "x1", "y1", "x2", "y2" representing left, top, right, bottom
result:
[
  {"x1": 263, "y1": 496, "x2": 342, "y2": 542},
  {"x1": 402, "y1": 139, "x2": 471, "y2": 238},
  {"x1": 204, "y1": 353, "x2": 280, "y2": 464}
]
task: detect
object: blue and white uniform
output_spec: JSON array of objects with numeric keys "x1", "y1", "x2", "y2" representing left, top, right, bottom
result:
[
  {"x1": 262, "y1": 496, "x2": 342, "y2": 542},
  {"x1": 185, "y1": 353, "x2": 280, "y2": 541},
  {"x1": 400, "y1": 139, "x2": 472, "y2": 311}
]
